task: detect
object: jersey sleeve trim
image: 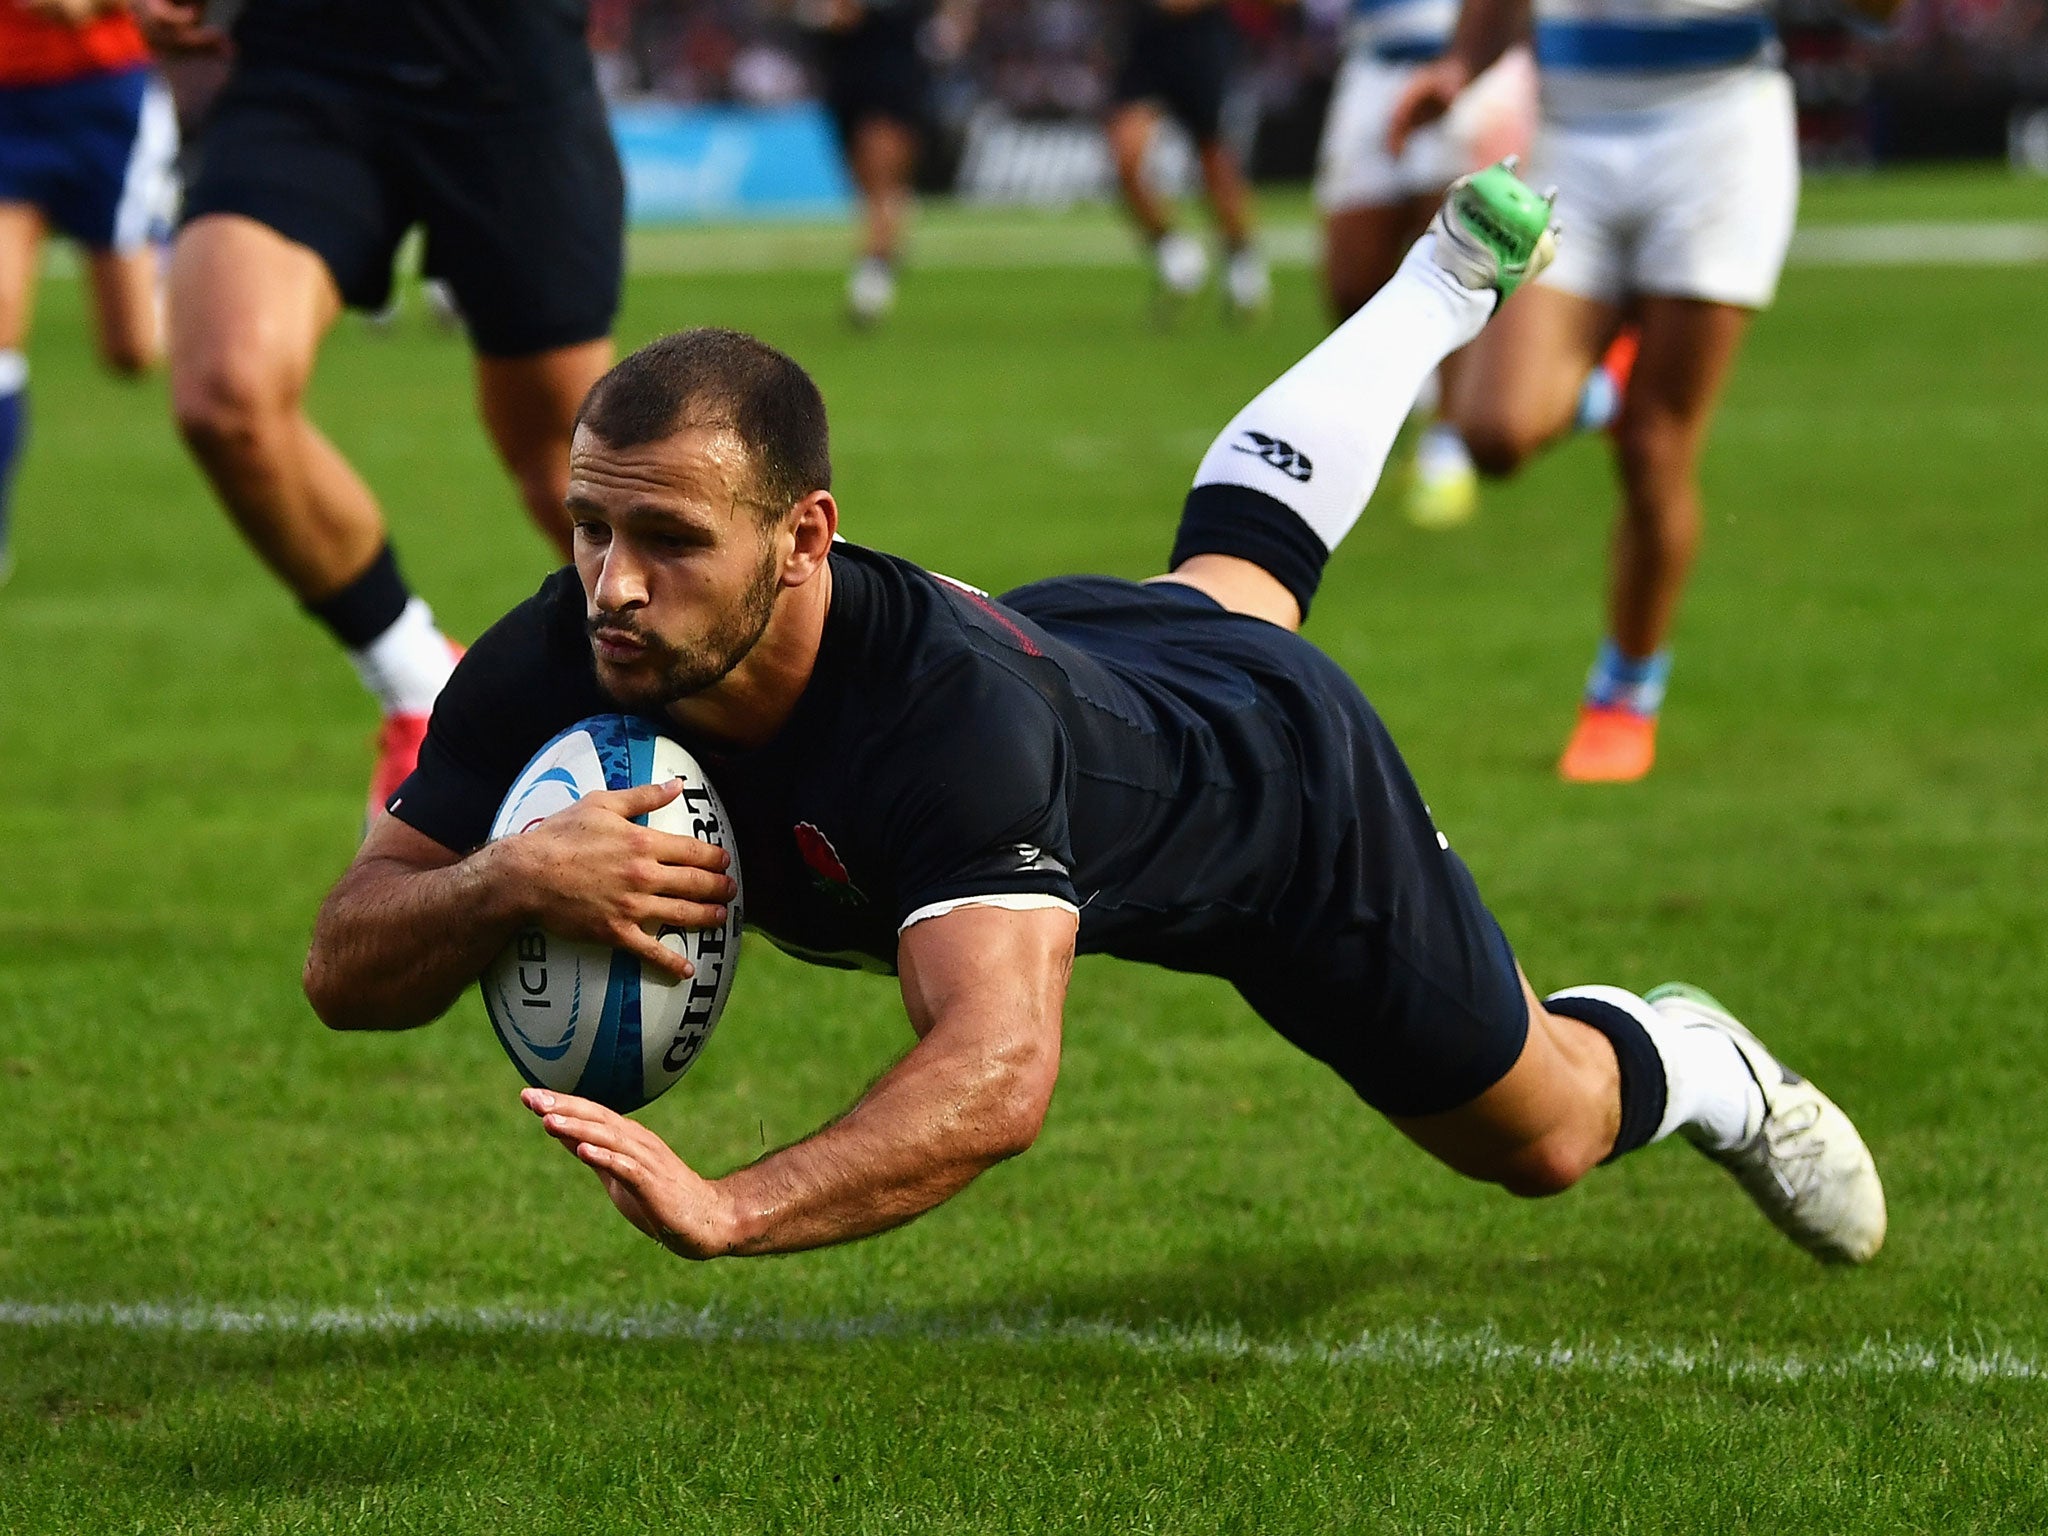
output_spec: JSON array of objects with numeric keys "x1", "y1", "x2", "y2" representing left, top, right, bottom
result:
[{"x1": 899, "y1": 893, "x2": 1082, "y2": 932}]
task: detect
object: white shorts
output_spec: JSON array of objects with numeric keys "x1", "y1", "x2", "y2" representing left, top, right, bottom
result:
[
  {"x1": 1314, "y1": 47, "x2": 1536, "y2": 214},
  {"x1": 1532, "y1": 68, "x2": 1800, "y2": 310}
]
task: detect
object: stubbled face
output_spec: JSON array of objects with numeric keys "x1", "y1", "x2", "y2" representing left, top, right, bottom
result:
[{"x1": 565, "y1": 423, "x2": 785, "y2": 712}]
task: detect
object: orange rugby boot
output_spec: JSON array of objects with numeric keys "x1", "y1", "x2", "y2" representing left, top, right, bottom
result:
[
  {"x1": 1557, "y1": 703, "x2": 1658, "y2": 783},
  {"x1": 365, "y1": 639, "x2": 464, "y2": 824},
  {"x1": 1598, "y1": 329, "x2": 1639, "y2": 428},
  {"x1": 368, "y1": 711, "x2": 433, "y2": 824}
]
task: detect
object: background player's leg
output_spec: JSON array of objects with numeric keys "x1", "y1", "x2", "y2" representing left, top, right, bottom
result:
[
  {"x1": 83, "y1": 247, "x2": 162, "y2": 377},
  {"x1": 1604, "y1": 296, "x2": 1751, "y2": 661},
  {"x1": 169, "y1": 213, "x2": 459, "y2": 811},
  {"x1": 1197, "y1": 138, "x2": 1254, "y2": 252},
  {"x1": 1559, "y1": 295, "x2": 1752, "y2": 783},
  {"x1": 1320, "y1": 195, "x2": 1434, "y2": 323},
  {"x1": 473, "y1": 338, "x2": 612, "y2": 560},
  {"x1": 0, "y1": 203, "x2": 44, "y2": 584},
  {"x1": 1198, "y1": 138, "x2": 1267, "y2": 319},
  {"x1": 1107, "y1": 101, "x2": 1170, "y2": 243},
  {"x1": 1452, "y1": 282, "x2": 1621, "y2": 478},
  {"x1": 846, "y1": 116, "x2": 918, "y2": 327},
  {"x1": 1159, "y1": 226, "x2": 1499, "y2": 629},
  {"x1": 1109, "y1": 102, "x2": 1206, "y2": 304}
]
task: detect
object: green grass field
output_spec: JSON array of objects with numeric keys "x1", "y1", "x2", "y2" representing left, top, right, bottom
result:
[{"x1": 4, "y1": 169, "x2": 2047, "y2": 1530}]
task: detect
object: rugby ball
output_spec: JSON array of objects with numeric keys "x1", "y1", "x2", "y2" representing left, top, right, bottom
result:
[{"x1": 478, "y1": 715, "x2": 743, "y2": 1112}]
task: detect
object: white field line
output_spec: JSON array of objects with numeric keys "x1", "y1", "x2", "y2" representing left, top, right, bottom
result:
[
  {"x1": 2, "y1": 1301, "x2": 2041, "y2": 1386},
  {"x1": 29, "y1": 219, "x2": 2043, "y2": 281},
  {"x1": 616, "y1": 219, "x2": 2048, "y2": 276}
]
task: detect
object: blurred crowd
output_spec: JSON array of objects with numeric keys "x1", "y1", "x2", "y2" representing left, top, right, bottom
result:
[{"x1": 586, "y1": 0, "x2": 2048, "y2": 166}]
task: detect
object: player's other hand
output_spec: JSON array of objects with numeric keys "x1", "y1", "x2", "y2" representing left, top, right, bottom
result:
[
  {"x1": 524, "y1": 1089, "x2": 737, "y2": 1260},
  {"x1": 132, "y1": 0, "x2": 231, "y2": 54},
  {"x1": 486, "y1": 778, "x2": 737, "y2": 981},
  {"x1": 1387, "y1": 57, "x2": 1472, "y2": 155}
]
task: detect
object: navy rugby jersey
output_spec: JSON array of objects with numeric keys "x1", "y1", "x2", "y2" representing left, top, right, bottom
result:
[{"x1": 392, "y1": 542, "x2": 1424, "y2": 978}]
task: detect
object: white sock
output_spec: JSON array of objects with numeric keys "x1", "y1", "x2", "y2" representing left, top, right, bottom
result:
[
  {"x1": 1558, "y1": 984, "x2": 1764, "y2": 1151},
  {"x1": 1188, "y1": 234, "x2": 1495, "y2": 553},
  {"x1": 347, "y1": 596, "x2": 456, "y2": 716}
]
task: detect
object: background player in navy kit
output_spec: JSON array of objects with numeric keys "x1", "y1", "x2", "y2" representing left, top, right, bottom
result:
[
  {"x1": 304, "y1": 171, "x2": 1884, "y2": 1269},
  {"x1": 136, "y1": 0, "x2": 625, "y2": 819},
  {"x1": 1105, "y1": 0, "x2": 1269, "y2": 320},
  {"x1": 796, "y1": 0, "x2": 974, "y2": 327}
]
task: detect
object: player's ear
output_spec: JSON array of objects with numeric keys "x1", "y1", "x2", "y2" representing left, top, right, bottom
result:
[{"x1": 781, "y1": 490, "x2": 837, "y2": 586}]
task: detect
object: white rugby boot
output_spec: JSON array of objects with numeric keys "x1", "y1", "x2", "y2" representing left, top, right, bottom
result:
[{"x1": 1647, "y1": 982, "x2": 1887, "y2": 1265}]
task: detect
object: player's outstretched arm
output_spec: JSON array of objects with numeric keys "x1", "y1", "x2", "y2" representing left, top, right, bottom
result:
[
  {"x1": 303, "y1": 781, "x2": 735, "y2": 1033},
  {"x1": 528, "y1": 903, "x2": 1078, "y2": 1259},
  {"x1": 1386, "y1": 0, "x2": 1530, "y2": 153}
]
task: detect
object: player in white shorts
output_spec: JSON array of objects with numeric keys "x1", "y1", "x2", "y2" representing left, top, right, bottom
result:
[
  {"x1": 1316, "y1": 1, "x2": 1532, "y2": 527},
  {"x1": 1389, "y1": 0, "x2": 1889, "y2": 780}
]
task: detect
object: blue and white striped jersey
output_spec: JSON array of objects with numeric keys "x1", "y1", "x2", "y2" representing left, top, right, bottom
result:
[{"x1": 1534, "y1": 0, "x2": 1780, "y2": 120}]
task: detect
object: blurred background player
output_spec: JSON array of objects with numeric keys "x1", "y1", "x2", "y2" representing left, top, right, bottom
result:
[
  {"x1": 1105, "y1": 0, "x2": 1270, "y2": 320},
  {"x1": 136, "y1": 0, "x2": 625, "y2": 819},
  {"x1": 797, "y1": 0, "x2": 974, "y2": 327},
  {"x1": 1390, "y1": 0, "x2": 1897, "y2": 778},
  {"x1": 1315, "y1": 16, "x2": 1533, "y2": 526},
  {"x1": 0, "y1": 0, "x2": 177, "y2": 586}
]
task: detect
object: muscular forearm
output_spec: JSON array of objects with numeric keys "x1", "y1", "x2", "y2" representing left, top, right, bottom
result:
[
  {"x1": 304, "y1": 843, "x2": 526, "y2": 1031},
  {"x1": 709, "y1": 1023, "x2": 1054, "y2": 1255}
]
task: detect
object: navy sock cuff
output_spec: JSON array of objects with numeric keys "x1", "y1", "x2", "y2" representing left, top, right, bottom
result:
[
  {"x1": 1170, "y1": 482, "x2": 1330, "y2": 620},
  {"x1": 306, "y1": 543, "x2": 411, "y2": 651},
  {"x1": 1546, "y1": 992, "x2": 1667, "y2": 1162}
]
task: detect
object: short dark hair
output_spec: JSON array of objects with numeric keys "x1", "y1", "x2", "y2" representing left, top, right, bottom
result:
[{"x1": 575, "y1": 328, "x2": 831, "y2": 522}]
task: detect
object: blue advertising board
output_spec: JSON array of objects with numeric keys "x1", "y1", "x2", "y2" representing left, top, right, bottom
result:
[{"x1": 610, "y1": 102, "x2": 853, "y2": 224}]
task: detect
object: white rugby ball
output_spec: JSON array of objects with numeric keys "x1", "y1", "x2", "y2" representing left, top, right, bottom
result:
[{"x1": 478, "y1": 714, "x2": 742, "y2": 1112}]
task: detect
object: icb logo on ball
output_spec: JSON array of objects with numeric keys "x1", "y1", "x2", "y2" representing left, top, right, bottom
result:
[{"x1": 478, "y1": 715, "x2": 743, "y2": 1112}]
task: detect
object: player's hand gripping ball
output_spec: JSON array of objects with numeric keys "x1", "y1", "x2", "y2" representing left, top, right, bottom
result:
[{"x1": 479, "y1": 716, "x2": 743, "y2": 1111}]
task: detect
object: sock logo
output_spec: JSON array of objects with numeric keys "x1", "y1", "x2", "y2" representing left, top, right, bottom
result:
[{"x1": 1231, "y1": 430, "x2": 1313, "y2": 483}]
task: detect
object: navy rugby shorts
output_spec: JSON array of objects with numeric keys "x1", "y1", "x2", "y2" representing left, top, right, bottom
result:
[
  {"x1": 1111, "y1": 5, "x2": 1233, "y2": 146},
  {"x1": 181, "y1": 64, "x2": 622, "y2": 357},
  {"x1": 1017, "y1": 576, "x2": 1530, "y2": 1118}
]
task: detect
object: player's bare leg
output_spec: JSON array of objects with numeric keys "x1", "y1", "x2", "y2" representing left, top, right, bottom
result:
[
  {"x1": 0, "y1": 202, "x2": 44, "y2": 346},
  {"x1": 1108, "y1": 101, "x2": 1170, "y2": 242},
  {"x1": 168, "y1": 213, "x2": 378, "y2": 595},
  {"x1": 1392, "y1": 974, "x2": 1619, "y2": 1194},
  {"x1": 1558, "y1": 294, "x2": 1752, "y2": 782},
  {"x1": 846, "y1": 117, "x2": 918, "y2": 327},
  {"x1": 0, "y1": 202, "x2": 42, "y2": 585},
  {"x1": 1198, "y1": 139, "x2": 1267, "y2": 319},
  {"x1": 474, "y1": 338, "x2": 612, "y2": 559},
  {"x1": 169, "y1": 212, "x2": 460, "y2": 818},
  {"x1": 83, "y1": 246, "x2": 162, "y2": 376},
  {"x1": 1607, "y1": 295, "x2": 1750, "y2": 656},
  {"x1": 1452, "y1": 281, "x2": 1622, "y2": 477},
  {"x1": 1109, "y1": 102, "x2": 1207, "y2": 306}
]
